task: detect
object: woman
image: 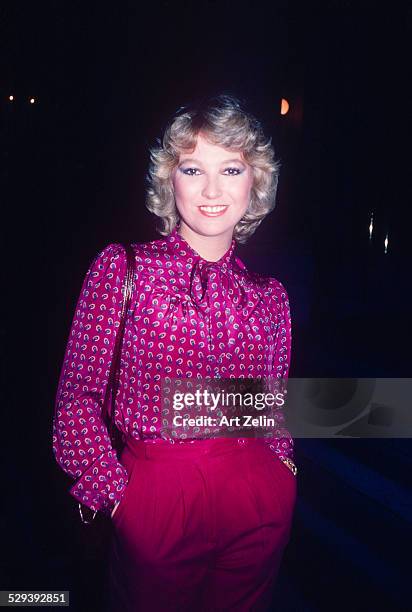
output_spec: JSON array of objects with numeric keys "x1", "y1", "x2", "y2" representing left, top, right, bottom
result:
[{"x1": 52, "y1": 94, "x2": 297, "y2": 611}]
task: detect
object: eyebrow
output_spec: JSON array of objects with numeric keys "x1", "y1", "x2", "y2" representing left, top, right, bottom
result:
[{"x1": 178, "y1": 157, "x2": 246, "y2": 166}]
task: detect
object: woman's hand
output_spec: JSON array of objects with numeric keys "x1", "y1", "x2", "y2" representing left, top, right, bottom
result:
[{"x1": 111, "y1": 500, "x2": 121, "y2": 519}]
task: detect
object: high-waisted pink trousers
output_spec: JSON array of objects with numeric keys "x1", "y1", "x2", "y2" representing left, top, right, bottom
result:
[{"x1": 106, "y1": 436, "x2": 297, "y2": 611}]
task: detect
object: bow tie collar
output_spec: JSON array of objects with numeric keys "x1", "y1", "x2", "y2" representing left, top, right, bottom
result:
[
  {"x1": 189, "y1": 260, "x2": 261, "y2": 320},
  {"x1": 167, "y1": 225, "x2": 262, "y2": 320}
]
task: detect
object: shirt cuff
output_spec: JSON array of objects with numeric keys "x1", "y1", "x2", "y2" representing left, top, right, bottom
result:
[
  {"x1": 262, "y1": 428, "x2": 295, "y2": 463},
  {"x1": 68, "y1": 452, "x2": 129, "y2": 518}
]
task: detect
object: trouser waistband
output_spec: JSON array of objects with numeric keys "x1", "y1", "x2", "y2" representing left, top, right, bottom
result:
[{"x1": 122, "y1": 435, "x2": 261, "y2": 461}]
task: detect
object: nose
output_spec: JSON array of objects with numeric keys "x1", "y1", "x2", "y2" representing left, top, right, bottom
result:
[{"x1": 201, "y1": 174, "x2": 223, "y2": 200}]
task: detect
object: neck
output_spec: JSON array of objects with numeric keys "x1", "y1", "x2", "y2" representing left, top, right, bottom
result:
[{"x1": 177, "y1": 221, "x2": 233, "y2": 262}]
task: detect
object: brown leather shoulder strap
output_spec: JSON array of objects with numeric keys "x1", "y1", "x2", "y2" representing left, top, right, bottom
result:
[{"x1": 102, "y1": 243, "x2": 136, "y2": 431}]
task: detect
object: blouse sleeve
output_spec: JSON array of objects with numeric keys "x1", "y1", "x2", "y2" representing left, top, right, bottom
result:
[
  {"x1": 52, "y1": 243, "x2": 130, "y2": 517},
  {"x1": 261, "y1": 278, "x2": 295, "y2": 462}
]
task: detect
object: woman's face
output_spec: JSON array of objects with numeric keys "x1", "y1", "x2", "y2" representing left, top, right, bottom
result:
[{"x1": 171, "y1": 132, "x2": 254, "y2": 239}]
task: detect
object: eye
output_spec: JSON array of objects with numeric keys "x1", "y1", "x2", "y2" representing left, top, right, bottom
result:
[
  {"x1": 180, "y1": 167, "x2": 201, "y2": 176},
  {"x1": 223, "y1": 167, "x2": 242, "y2": 176}
]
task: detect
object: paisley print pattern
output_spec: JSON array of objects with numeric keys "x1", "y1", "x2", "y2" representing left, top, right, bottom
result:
[{"x1": 52, "y1": 224, "x2": 294, "y2": 517}]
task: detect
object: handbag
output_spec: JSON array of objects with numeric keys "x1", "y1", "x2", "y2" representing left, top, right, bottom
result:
[{"x1": 78, "y1": 242, "x2": 136, "y2": 524}]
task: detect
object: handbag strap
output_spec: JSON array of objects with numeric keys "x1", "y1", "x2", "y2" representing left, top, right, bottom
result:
[
  {"x1": 79, "y1": 243, "x2": 136, "y2": 524},
  {"x1": 102, "y1": 242, "x2": 136, "y2": 434}
]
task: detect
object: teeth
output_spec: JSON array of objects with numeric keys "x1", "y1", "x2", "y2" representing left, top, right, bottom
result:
[{"x1": 199, "y1": 205, "x2": 227, "y2": 212}]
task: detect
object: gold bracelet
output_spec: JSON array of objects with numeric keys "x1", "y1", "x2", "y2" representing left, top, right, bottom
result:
[
  {"x1": 78, "y1": 502, "x2": 97, "y2": 524},
  {"x1": 111, "y1": 500, "x2": 121, "y2": 518},
  {"x1": 280, "y1": 457, "x2": 298, "y2": 476}
]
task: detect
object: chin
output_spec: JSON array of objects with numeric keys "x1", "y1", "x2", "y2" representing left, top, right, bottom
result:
[{"x1": 179, "y1": 213, "x2": 242, "y2": 238}]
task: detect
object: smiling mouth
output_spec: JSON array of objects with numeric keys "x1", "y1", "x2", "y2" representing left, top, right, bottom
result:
[{"x1": 198, "y1": 205, "x2": 229, "y2": 215}]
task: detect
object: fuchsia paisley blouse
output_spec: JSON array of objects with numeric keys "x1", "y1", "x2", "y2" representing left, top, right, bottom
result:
[{"x1": 52, "y1": 224, "x2": 294, "y2": 517}]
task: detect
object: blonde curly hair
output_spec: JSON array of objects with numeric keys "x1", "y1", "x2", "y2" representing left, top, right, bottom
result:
[{"x1": 145, "y1": 94, "x2": 281, "y2": 244}]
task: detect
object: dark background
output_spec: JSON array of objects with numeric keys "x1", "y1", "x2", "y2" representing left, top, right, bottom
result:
[{"x1": 1, "y1": 1, "x2": 411, "y2": 611}]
